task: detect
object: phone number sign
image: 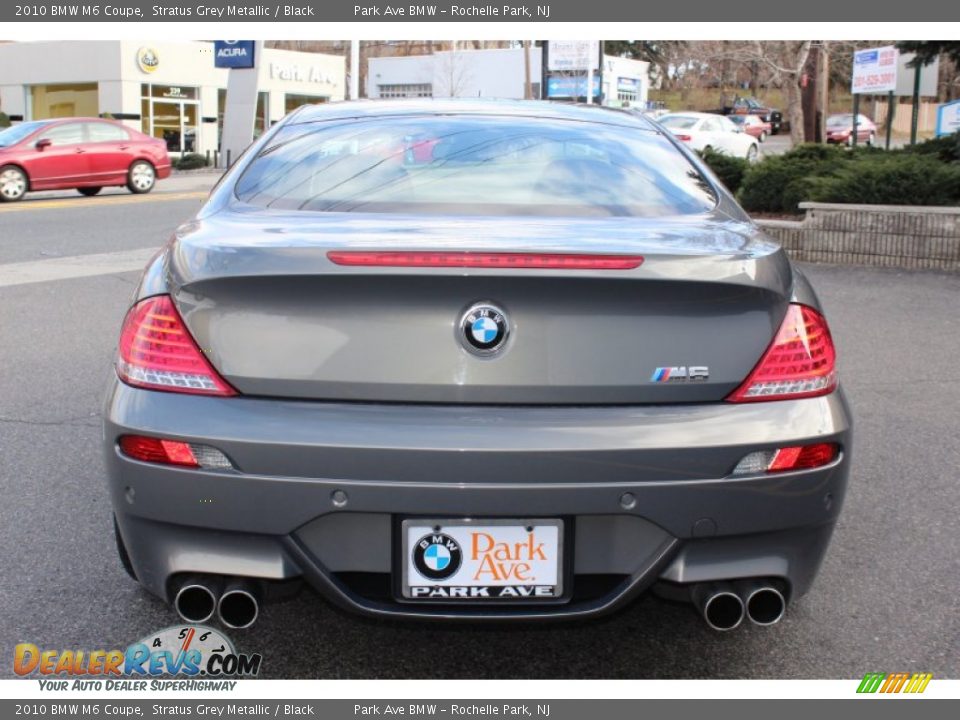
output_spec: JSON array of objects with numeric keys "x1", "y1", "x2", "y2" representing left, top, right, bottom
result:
[{"x1": 852, "y1": 46, "x2": 899, "y2": 94}]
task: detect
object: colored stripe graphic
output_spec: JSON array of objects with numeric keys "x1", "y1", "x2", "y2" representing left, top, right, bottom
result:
[{"x1": 857, "y1": 672, "x2": 932, "y2": 694}]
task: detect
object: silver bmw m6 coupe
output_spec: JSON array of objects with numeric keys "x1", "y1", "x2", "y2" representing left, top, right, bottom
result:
[{"x1": 104, "y1": 100, "x2": 851, "y2": 630}]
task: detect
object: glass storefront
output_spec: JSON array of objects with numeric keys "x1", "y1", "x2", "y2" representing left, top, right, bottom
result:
[
  {"x1": 30, "y1": 83, "x2": 98, "y2": 120},
  {"x1": 141, "y1": 84, "x2": 199, "y2": 154},
  {"x1": 217, "y1": 89, "x2": 270, "y2": 147},
  {"x1": 284, "y1": 93, "x2": 330, "y2": 114}
]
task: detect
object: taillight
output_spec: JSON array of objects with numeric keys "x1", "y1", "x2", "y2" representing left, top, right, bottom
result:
[
  {"x1": 675, "y1": 134, "x2": 693, "y2": 142},
  {"x1": 731, "y1": 443, "x2": 839, "y2": 475},
  {"x1": 327, "y1": 251, "x2": 644, "y2": 270},
  {"x1": 116, "y1": 295, "x2": 236, "y2": 396},
  {"x1": 119, "y1": 435, "x2": 234, "y2": 470},
  {"x1": 727, "y1": 304, "x2": 837, "y2": 402}
]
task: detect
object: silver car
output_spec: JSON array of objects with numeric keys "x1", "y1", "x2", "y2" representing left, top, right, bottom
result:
[{"x1": 104, "y1": 100, "x2": 851, "y2": 631}]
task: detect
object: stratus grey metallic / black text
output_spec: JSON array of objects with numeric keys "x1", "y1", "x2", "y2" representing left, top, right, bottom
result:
[{"x1": 104, "y1": 100, "x2": 851, "y2": 628}]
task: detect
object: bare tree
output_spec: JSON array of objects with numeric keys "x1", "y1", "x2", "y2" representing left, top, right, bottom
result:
[
  {"x1": 436, "y1": 41, "x2": 474, "y2": 98},
  {"x1": 740, "y1": 41, "x2": 813, "y2": 144}
]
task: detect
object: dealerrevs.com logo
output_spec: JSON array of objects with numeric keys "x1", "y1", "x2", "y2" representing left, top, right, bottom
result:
[{"x1": 14, "y1": 625, "x2": 261, "y2": 690}]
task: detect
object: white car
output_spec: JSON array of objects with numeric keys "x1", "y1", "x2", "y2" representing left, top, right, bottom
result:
[{"x1": 658, "y1": 112, "x2": 761, "y2": 161}]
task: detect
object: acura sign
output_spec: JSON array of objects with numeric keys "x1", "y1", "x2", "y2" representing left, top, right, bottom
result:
[{"x1": 214, "y1": 40, "x2": 256, "y2": 69}]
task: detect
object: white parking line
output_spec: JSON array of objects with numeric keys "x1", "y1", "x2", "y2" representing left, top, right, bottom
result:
[{"x1": 0, "y1": 247, "x2": 159, "y2": 288}]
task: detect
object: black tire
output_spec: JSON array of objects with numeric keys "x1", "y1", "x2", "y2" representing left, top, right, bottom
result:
[
  {"x1": 867, "y1": 132, "x2": 876, "y2": 147},
  {"x1": 114, "y1": 515, "x2": 138, "y2": 581},
  {"x1": 78, "y1": 186, "x2": 102, "y2": 197},
  {"x1": 759, "y1": 131, "x2": 767, "y2": 143},
  {"x1": 127, "y1": 160, "x2": 156, "y2": 194},
  {"x1": 746, "y1": 144, "x2": 759, "y2": 162},
  {"x1": 0, "y1": 165, "x2": 28, "y2": 202}
]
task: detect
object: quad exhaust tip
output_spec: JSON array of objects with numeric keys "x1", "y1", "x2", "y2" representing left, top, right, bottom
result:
[
  {"x1": 694, "y1": 584, "x2": 745, "y2": 632},
  {"x1": 744, "y1": 585, "x2": 786, "y2": 626},
  {"x1": 173, "y1": 579, "x2": 218, "y2": 624},
  {"x1": 218, "y1": 581, "x2": 260, "y2": 629}
]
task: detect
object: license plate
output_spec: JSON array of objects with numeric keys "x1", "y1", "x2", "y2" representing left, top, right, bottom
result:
[{"x1": 400, "y1": 519, "x2": 564, "y2": 601}]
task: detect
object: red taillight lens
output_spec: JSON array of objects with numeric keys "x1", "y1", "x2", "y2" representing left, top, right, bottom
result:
[
  {"x1": 119, "y1": 436, "x2": 199, "y2": 467},
  {"x1": 767, "y1": 443, "x2": 839, "y2": 472},
  {"x1": 675, "y1": 134, "x2": 693, "y2": 142},
  {"x1": 727, "y1": 304, "x2": 837, "y2": 402},
  {"x1": 327, "y1": 251, "x2": 644, "y2": 270},
  {"x1": 731, "y1": 442, "x2": 839, "y2": 475},
  {"x1": 116, "y1": 295, "x2": 236, "y2": 396}
]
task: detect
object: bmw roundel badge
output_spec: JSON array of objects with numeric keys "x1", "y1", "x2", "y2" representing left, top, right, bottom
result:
[
  {"x1": 413, "y1": 532, "x2": 462, "y2": 581},
  {"x1": 459, "y1": 302, "x2": 510, "y2": 355}
]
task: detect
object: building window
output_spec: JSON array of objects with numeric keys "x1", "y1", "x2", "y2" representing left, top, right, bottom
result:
[
  {"x1": 377, "y1": 84, "x2": 433, "y2": 99},
  {"x1": 29, "y1": 83, "x2": 98, "y2": 120},
  {"x1": 218, "y1": 90, "x2": 271, "y2": 147},
  {"x1": 284, "y1": 93, "x2": 329, "y2": 115}
]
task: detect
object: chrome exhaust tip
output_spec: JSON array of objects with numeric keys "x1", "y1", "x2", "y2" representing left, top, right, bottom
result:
[
  {"x1": 173, "y1": 577, "x2": 219, "y2": 624},
  {"x1": 743, "y1": 584, "x2": 786, "y2": 626},
  {"x1": 693, "y1": 584, "x2": 745, "y2": 632},
  {"x1": 218, "y1": 580, "x2": 260, "y2": 629}
]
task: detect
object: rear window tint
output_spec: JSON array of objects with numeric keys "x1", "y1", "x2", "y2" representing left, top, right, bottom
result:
[{"x1": 235, "y1": 115, "x2": 717, "y2": 218}]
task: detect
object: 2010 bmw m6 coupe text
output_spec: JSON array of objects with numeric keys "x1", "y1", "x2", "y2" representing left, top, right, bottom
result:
[{"x1": 104, "y1": 100, "x2": 851, "y2": 631}]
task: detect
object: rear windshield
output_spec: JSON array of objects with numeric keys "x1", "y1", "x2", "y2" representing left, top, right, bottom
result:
[
  {"x1": 659, "y1": 116, "x2": 699, "y2": 130},
  {"x1": 235, "y1": 115, "x2": 717, "y2": 217}
]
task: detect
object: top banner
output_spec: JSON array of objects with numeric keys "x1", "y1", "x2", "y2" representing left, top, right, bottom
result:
[{"x1": 3, "y1": 0, "x2": 958, "y2": 22}]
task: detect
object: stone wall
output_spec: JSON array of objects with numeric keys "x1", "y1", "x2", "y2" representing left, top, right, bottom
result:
[{"x1": 756, "y1": 203, "x2": 960, "y2": 271}]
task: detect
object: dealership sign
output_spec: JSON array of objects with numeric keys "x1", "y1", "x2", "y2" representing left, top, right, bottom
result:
[
  {"x1": 214, "y1": 40, "x2": 255, "y2": 69},
  {"x1": 851, "y1": 46, "x2": 898, "y2": 94},
  {"x1": 936, "y1": 99, "x2": 960, "y2": 137},
  {"x1": 547, "y1": 40, "x2": 600, "y2": 71}
]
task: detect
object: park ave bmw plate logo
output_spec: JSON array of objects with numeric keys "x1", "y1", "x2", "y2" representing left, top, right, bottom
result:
[{"x1": 404, "y1": 521, "x2": 563, "y2": 600}]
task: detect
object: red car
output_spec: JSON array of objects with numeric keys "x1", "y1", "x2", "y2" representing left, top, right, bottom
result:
[
  {"x1": 0, "y1": 117, "x2": 171, "y2": 203},
  {"x1": 728, "y1": 114, "x2": 773, "y2": 142},
  {"x1": 825, "y1": 113, "x2": 877, "y2": 146}
]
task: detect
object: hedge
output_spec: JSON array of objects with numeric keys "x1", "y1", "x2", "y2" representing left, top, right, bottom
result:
[
  {"x1": 0, "y1": 112, "x2": 10, "y2": 129},
  {"x1": 737, "y1": 135, "x2": 960, "y2": 213},
  {"x1": 698, "y1": 148, "x2": 749, "y2": 195},
  {"x1": 173, "y1": 153, "x2": 209, "y2": 170}
]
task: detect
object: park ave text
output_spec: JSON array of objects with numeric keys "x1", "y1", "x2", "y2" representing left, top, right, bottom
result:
[
  {"x1": 355, "y1": 705, "x2": 550, "y2": 717},
  {"x1": 355, "y1": 5, "x2": 551, "y2": 17}
]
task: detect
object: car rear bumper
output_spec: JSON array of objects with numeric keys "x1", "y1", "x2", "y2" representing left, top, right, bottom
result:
[{"x1": 104, "y1": 377, "x2": 852, "y2": 620}]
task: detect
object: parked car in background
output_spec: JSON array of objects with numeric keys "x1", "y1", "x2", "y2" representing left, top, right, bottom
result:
[
  {"x1": 825, "y1": 114, "x2": 877, "y2": 146},
  {"x1": 728, "y1": 114, "x2": 772, "y2": 142},
  {"x1": 723, "y1": 96, "x2": 783, "y2": 135},
  {"x1": 659, "y1": 112, "x2": 761, "y2": 161},
  {"x1": 0, "y1": 118, "x2": 171, "y2": 203}
]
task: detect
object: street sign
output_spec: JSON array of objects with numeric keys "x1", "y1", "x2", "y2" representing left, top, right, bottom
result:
[
  {"x1": 547, "y1": 41, "x2": 600, "y2": 72},
  {"x1": 936, "y1": 99, "x2": 960, "y2": 137},
  {"x1": 894, "y1": 53, "x2": 940, "y2": 97},
  {"x1": 214, "y1": 40, "x2": 256, "y2": 69},
  {"x1": 546, "y1": 76, "x2": 601, "y2": 98},
  {"x1": 851, "y1": 46, "x2": 898, "y2": 94}
]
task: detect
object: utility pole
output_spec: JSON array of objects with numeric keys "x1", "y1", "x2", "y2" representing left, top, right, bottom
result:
[
  {"x1": 523, "y1": 41, "x2": 533, "y2": 100},
  {"x1": 910, "y1": 62, "x2": 922, "y2": 145}
]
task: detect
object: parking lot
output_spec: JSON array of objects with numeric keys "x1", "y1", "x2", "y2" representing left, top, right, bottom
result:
[{"x1": 0, "y1": 177, "x2": 957, "y2": 679}]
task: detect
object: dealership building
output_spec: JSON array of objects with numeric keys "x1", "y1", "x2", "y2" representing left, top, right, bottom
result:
[
  {"x1": 367, "y1": 46, "x2": 649, "y2": 108},
  {"x1": 0, "y1": 41, "x2": 345, "y2": 156}
]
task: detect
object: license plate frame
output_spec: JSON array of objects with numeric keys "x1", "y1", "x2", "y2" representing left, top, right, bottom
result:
[{"x1": 397, "y1": 518, "x2": 567, "y2": 603}]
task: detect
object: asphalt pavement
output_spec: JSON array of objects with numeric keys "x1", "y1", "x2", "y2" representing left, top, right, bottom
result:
[{"x1": 0, "y1": 178, "x2": 957, "y2": 679}]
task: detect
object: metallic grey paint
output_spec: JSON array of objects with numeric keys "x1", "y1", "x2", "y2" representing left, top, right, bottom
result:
[{"x1": 104, "y1": 100, "x2": 852, "y2": 621}]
